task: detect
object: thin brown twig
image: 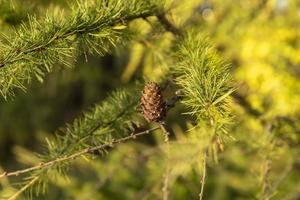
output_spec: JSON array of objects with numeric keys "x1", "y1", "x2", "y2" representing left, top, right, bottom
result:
[
  {"x1": 159, "y1": 121, "x2": 170, "y2": 143},
  {"x1": 160, "y1": 121, "x2": 170, "y2": 200},
  {"x1": 199, "y1": 153, "x2": 207, "y2": 200},
  {"x1": 162, "y1": 145, "x2": 170, "y2": 200},
  {"x1": 199, "y1": 118, "x2": 212, "y2": 200},
  {"x1": 0, "y1": 126, "x2": 160, "y2": 179},
  {"x1": 8, "y1": 176, "x2": 39, "y2": 200}
]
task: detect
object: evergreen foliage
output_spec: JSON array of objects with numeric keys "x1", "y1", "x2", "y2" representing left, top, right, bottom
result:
[
  {"x1": 50, "y1": 84, "x2": 143, "y2": 159},
  {"x1": 0, "y1": 0, "x2": 158, "y2": 99},
  {"x1": 173, "y1": 32, "x2": 234, "y2": 129},
  {"x1": 0, "y1": 0, "x2": 299, "y2": 200}
]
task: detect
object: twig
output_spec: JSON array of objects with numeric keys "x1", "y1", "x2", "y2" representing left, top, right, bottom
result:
[
  {"x1": 261, "y1": 159, "x2": 293, "y2": 200},
  {"x1": 199, "y1": 153, "x2": 207, "y2": 200},
  {"x1": 156, "y1": 12, "x2": 182, "y2": 36},
  {"x1": 162, "y1": 163, "x2": 170, "y2": 200},
  {"x1": 8, "y1": 176, "x2": 39, "y2": 200},
  {"x1": 159, "y1": 121, "x2": 170, "y2": 143},
  {"x1": 0, "y1": 126, "x2": 160, "y2": 179},
  {"x1": 160, "y1": 121, "x2": 170, "y2": 200},
  {"x1": 260, "y1": 159, "x2": 272, "y2": 199}
]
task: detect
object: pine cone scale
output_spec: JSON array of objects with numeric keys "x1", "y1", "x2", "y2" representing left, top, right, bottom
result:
[{"x1": 140, "y1": 82, "x2": 166, "y2": 122}]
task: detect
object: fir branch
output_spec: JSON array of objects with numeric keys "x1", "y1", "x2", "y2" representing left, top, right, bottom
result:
[
  {"x1": 0, "y1": 0, "x2": 160, "y2": 99},
  {"x1": 170, "y1": 32, "x2": 234, "y2": 198},
  {"x1": 172, "y1": 32, "x2": 234, "y2": 130},
  {"x1": 2, "y1": 81, "x2": 184, "y2": 199},
  {"x1": 1, "y1": 126, "x2": 160, "y2": 180},
  {"x1": 49, "y1": 85, "x2": 144, "y2": 159},
  {"x1": 0, "y1": 84, "x2": 144, "y2": 199},
  {"x1": 3, "y1": 126, "x2": 160, "y2": 200},
  {"x1": 1, "y1": 82, "x2": 183, "y2": 199}
]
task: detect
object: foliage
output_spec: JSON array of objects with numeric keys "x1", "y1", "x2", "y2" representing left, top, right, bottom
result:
[
  {"x1": 173, "y1": 32, "x2": 234, "y2": 130},
  {"x1": 0, "y1": 0, "x2": 300, "y2": 200},
  {"x1": 0, "y1": 0, "x2": 159, "y2": 99}
]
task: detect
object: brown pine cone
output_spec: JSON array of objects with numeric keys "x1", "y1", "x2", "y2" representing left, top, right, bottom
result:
[{"x1": 140, "y1": 82, "x2": 166, "y2": 122}]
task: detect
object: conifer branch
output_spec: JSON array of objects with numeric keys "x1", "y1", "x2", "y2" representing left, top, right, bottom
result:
[
  {"x1": 157, "y1": 17, "x2": 256, "y2": 120},
  {"x1": 173, "y1": 32, "x2": 234, "y2": 129},
  {"x1": 0, "y1": 84, "x2": 152, "y2": 199},
  {"x1": 26, "y1": 87, "x2": 138, "y2": 169},
  {"x1": 0, "y1": 0, "x2": 160, "y2": 99},
  {"x1": 2, "y1": 83, "x2": 183, "y2": 199},
  {"x1": 170, "y1": 32, "x2": 234, "y2": 199},
  {"x1": 5, "y1": 126, "x2": 161, "y2": 200},
  {"x1": 1, "y1": 126, "x2": 160, "y2": 180},
  {"x1": 49, "y1": 85, "x2": 145, "y2": 159}
]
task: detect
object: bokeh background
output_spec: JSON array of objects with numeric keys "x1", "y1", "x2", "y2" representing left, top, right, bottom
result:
[{"x1": 0, "y1": 0, "x2": 300, "y2": 199}]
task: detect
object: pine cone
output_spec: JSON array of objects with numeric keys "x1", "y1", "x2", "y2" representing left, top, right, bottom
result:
[{"x1": 140, "y1": 82, "x2": 166, "y2": 122}]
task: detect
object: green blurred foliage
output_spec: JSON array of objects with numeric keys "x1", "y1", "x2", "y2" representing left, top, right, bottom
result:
[{"x1": 0, "y1": 0, "x2": 300, "y2": 199}]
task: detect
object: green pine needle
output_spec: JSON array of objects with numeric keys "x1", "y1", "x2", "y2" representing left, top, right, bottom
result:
[
  {"x1": 173, "y1": 32, "x2": 235, "y2": 130},
  {"x1": 0, "y1": 0, "x2": 159, "y2": 99}
]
